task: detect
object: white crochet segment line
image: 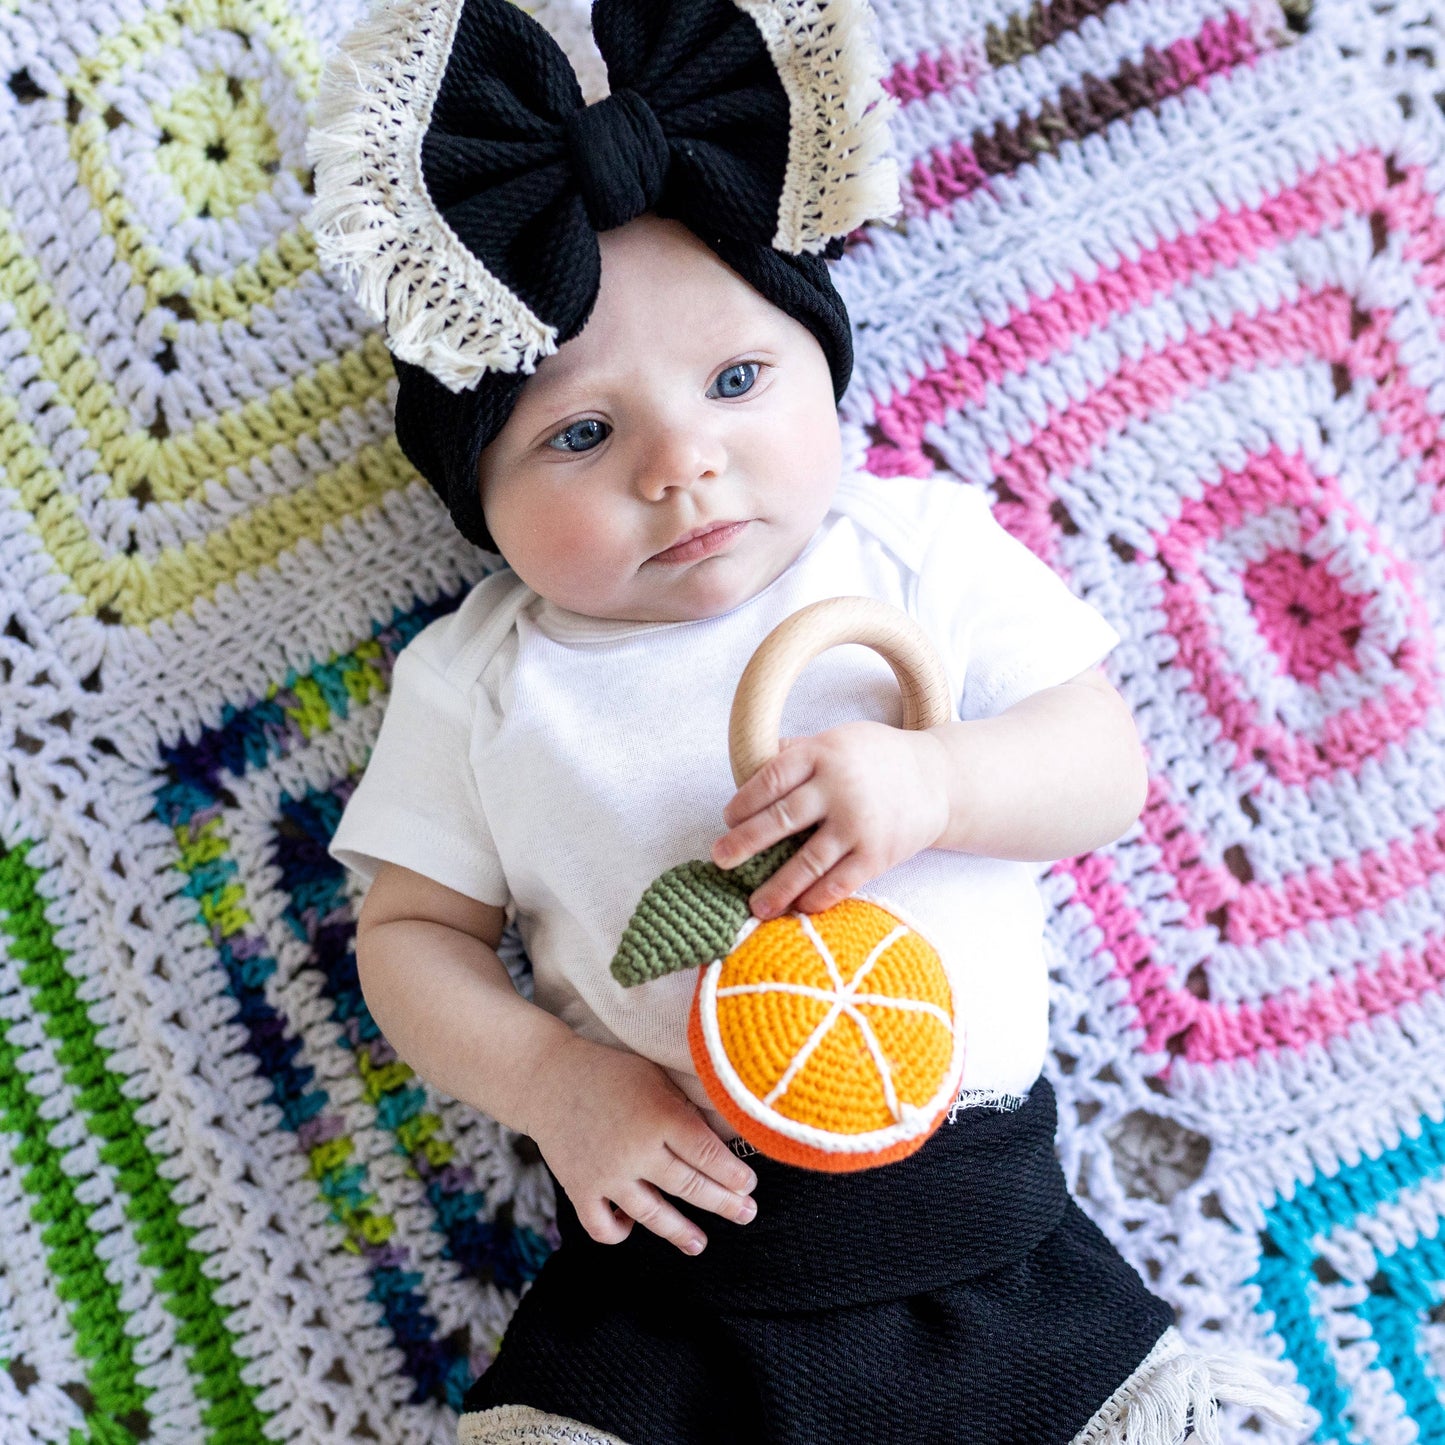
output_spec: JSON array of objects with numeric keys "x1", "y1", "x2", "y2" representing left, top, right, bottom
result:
[
  {"x1": 732, "y1": 0, "x2": 902, "y2": 253},
  {"x1": 457, "y1": 1403, "x2": 634, "y2": 1443},
  {"x1": 1068, "y1": 1327, "x2": 1312, "y2": 1445},
  {"x1": 306, "y1": 0, "x2": 558, "y2": 393},
  {"x1": 695, "y1": 902, "x2": 967, "y2": 1157}
]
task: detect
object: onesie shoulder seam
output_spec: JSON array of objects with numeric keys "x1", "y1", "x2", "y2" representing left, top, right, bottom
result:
[
  {"x1": 832, "y1": 469, "x2": 955, "y2": 575},
  {"x1": 402, "y1": 569, "x2": 534, "y2": 695}
]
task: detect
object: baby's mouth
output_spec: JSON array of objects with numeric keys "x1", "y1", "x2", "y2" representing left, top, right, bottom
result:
[{"x1": 649, "y1": 519, "x2": 749, "y2": 565}]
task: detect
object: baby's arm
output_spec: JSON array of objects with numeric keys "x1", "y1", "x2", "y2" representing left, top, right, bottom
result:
[
  {"x1": 357, "y1": 863, "x2": 757, "y2": 1252},
  {"x1": 712, "y1": 665, "x2": 1147, "y2": 919}
]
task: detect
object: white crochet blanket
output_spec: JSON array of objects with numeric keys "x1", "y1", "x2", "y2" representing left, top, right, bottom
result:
[{"x1": 3, "y1": 0, "x2": 1445, "y2": 1439}]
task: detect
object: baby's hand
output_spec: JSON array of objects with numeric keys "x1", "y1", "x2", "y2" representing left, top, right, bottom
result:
[
  {"x1": 525, "y1": 1033, "x2": 757, "y2": 1255},
  {"x1": 711, "y1": 722, "x2": 950, "y2": 919}
]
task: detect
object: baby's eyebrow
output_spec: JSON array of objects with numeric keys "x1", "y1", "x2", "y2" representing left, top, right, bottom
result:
[
  {"x1": 509, "y1": 371, "x2": 604, "y2": 442},
  {"x1": 520, "y1": 355, "x2": 605, "y2": 405},
  {"x1": 519, "y1": 364, "x2": 570, "y2": 397}
]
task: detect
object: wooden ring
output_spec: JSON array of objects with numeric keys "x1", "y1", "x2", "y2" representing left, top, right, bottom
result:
[{"x1": 728, "y1": 596, "x2": 954, "y2": 787}]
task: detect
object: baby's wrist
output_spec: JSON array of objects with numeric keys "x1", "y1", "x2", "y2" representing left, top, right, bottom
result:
[
  {"x1": 505, "y1": 1012, "x2": 580, "y2": 1140},
  {"x1": 912, "y1": 728, "x2": 961, "y2": 851},
  {"x1": 923, "y1": 720, "x2": 1003, "y2": 855}
]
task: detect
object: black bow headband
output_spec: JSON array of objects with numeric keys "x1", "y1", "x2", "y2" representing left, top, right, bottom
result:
[{"x1": 309, "y1": 0, "x2": 899, "y2": 392}]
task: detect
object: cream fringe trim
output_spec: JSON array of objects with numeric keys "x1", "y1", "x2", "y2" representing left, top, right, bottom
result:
[
  {"x1": 306, "y1": 0, "x2": 558, "y2": 392},
  {"x1": 1069, "y1": 1327, "x2": 1310, "y2": 1445},
  {"x1": 457, "y1": 1404, "x2": 633, "y2": 1444},
  {"x1": 948, "y1": 1086, "x2": 1028, "y2": 1119},
  {"x1": 732, "y1": 0, "x2": 902, "y2": 253}
]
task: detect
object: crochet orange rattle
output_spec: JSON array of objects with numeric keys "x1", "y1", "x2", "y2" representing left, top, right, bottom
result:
[{"x1": 610, "y1": 597, "x2": 966, "y2": 1172}]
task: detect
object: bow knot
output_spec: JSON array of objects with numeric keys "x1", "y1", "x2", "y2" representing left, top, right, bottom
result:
[
  {"x1": 565, "y1": 88, "x2": 670, "y2": 232},
  {"x1": 309, "y1": 0, "x2": 901, "y2": 391}
]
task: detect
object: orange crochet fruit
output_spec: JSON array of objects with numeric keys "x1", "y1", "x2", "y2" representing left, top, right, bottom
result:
[{"x1": 688, "y1": 896, "x2": 965, "y2": 1171}]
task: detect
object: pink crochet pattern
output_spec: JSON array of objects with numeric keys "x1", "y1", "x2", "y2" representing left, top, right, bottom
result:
[{"x1": 1, "y1": 0, "x2": 1443, "y2": 1438}]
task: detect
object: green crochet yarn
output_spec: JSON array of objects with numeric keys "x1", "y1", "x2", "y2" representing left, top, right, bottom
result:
[
  {"x1": 0, "y1": 843, "x2": 265, "y2": 1443},
  {"x1": 610, "y1": 835, "x2": 807, "y2": 986}
]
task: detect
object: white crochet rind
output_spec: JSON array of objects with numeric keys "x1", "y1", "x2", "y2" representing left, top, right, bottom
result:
[
  {"x1": 1068, "y1": 1328, "x2": 1311, "y2": 1445},
  {"x1": 306, "y1": 0, "x2": 558, "y2": 392},
  {"x1": 732, "y1": 0, "x2": 902, "y2": 252},
  {"x1": 457, "y1": 1404, "x2": 634, "y2": 1444},
  {"x1": 694, "y1": 897, "x2": 967, "y2": 1158}
]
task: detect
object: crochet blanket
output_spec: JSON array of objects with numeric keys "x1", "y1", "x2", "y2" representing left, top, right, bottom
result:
[{"x1": 2, "y1": 0, "x2": 1444, "y2": 1438}]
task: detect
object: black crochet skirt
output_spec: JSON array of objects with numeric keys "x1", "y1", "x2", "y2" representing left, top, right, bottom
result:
[{"x1": 458, "y1": 1079, "x2": 1174, "y2": 1444}]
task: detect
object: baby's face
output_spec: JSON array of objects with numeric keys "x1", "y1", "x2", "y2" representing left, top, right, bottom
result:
[{"x1": 477, "y1": 215, "x2": 842, "y2": 622}]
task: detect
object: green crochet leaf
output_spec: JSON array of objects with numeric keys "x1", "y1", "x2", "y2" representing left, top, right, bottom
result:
[
  {"x1": 728, "y1": 833, "x2": 807, "y2": 892},
  {"x1": 610, "y1": 834, "x2": 808, "y2": 987}
]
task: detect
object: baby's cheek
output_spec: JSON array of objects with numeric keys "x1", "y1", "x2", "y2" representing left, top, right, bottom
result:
[
  {"x1": 535, "y1": 505, "x2": 635, "y2": 599},
  {"x1": 553, "y1": 505, "x2": 624, "y2": 564}
]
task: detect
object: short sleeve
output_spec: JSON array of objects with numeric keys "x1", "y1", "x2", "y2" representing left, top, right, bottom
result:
[
  {"x1": 329, "y1": 641, "x2": 508, "y2": 906},
  {"x1": 917, "y1": 484, "x2": 1122, "y2": 720}
]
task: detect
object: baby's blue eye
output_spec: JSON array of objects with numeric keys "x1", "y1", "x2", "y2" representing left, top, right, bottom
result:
[
  {"x1": 547, "y1": 418, "x2": 609, "y2": 452},
  {"x1": 709, "y1": 362, "x2": 758, "y2": 399}
]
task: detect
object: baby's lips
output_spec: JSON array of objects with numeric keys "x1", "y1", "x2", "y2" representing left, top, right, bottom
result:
[{"x1": 650, "y1": 518, "x2": 748, "y2": 564}]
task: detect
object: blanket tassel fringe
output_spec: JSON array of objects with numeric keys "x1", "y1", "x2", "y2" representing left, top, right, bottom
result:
[{"x1": 1071, "y1": 1327, "x2": 1310, "y2": 1444}]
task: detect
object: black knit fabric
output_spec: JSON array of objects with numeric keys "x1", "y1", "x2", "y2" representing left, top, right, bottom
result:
[
  {"x1": 421, "y1": 0, "x2": 787, "y2": 327},
  {"x1": 462, "y1": 1080, "x2": 1175, "y2": 1444},
  {"x1": 565, "y1": 89, "x2": 670, "y2": 231},
  {"x1": 388, "y1": 0, "x2": 856, "y2": 553}
]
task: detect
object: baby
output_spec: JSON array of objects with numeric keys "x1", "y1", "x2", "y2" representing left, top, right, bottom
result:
[
  {"x1": 315, "y1": 0, "x2": 1305, "y2": 1438},
  {"x1": 336, "y1": 210, "x2": 1146, "y2": 1249}
]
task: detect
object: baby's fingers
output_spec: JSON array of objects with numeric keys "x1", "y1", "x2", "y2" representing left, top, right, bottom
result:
[
  {"x1": 618, "y1": 1182, "x2": 711, "y2": 1255},
  {"x1": 656, "y1": 1144, "x2": 757, "y2": 1227},
  {"x1": 572, "y1": 1194, "x2": 635, "y2": 1247},
  {"x1": 718, "y1": 741, "x2": 813, "y2": 829},
  {"x1": 713, "y1": 781, "x2": 823, "y2": 872},
  {"x1": 788, "y1": 852, "x2": 873, "y2": 916},
  {"x1": 749, "y1": 835, "x2": 853, "y2": 919}
]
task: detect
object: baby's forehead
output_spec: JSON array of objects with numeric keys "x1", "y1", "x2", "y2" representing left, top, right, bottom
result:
[
  {"x1": 528, "y1": 280, "x2": 786, "y2": 395},
  {"x1": 510, "y1": 214, "x2": 803, "y2": 405}
]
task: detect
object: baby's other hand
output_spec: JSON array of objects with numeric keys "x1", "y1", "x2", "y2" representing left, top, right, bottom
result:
[
  {"x1": 711, "y1": 722, "x2": 950, "y2": 919},
  {"x1": 524, "y1": 1033, "x2": 757, "y2": 1255}
]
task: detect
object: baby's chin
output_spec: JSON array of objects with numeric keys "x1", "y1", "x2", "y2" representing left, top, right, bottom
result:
[
  {"x1": 641, "y1": 548, "x2": 796, "y2": 622},
  {"x1": 565, "y1": 554, "x2": 783, "y2": 625}
]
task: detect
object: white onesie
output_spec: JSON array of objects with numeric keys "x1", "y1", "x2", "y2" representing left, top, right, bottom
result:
[{"x1": 330, "y1": 468, "x2": 1121, "y2": 1130}]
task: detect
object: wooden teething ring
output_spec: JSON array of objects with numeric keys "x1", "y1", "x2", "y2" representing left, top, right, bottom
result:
[
  {"x1": 728, "y1": 595, "x2": 955, "y2": 788},
  {"x1": 686, "y1": 596, "x2": 964, "y2": 1171}
]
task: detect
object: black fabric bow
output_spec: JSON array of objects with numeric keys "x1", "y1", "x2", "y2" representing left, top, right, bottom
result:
[
  {"x1": 318, "y1": 0, "x2": 860, "y2": 551},
  {"x1": 423, "y1": 0, "x2": 794, "y2": 352}
]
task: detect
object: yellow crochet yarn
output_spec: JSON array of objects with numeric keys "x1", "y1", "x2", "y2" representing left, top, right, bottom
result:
[{"x1": 715, "y1": 899, "x2": 953, "y2": 1132}]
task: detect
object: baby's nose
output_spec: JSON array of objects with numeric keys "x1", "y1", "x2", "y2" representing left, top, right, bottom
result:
[{"x1": 634, "y1": 423, "x2": 725, "y2": 498}]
